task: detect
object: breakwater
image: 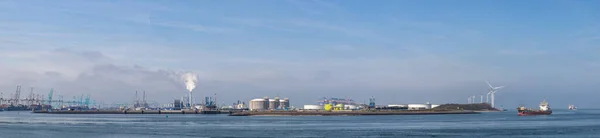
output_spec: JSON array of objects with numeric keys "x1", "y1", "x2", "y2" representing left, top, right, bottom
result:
[{"x1": 229, "y1": 110, "x2": 479, "y2": 116}]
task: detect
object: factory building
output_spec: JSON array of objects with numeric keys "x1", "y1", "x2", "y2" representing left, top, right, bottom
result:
[
  {"x1": 408, "y1": 103, "x2": 433, "y2": 110},
  {"x1": 344, "y1": 104, "x2": 359, "y2": 110},
  {"x1": 303, "y1": 105, "x2": 322, "y2": 110},
  {"x1": 174, "y1": 99, "x2": 183, "y2": 110}
]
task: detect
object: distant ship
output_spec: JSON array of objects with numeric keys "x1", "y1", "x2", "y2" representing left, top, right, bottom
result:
[
  {"x1": 568, "y1": 104, "x2": 577, "y2": 110},
  {"x1": 517, "y1": 100, "x2": 552, "y2": 116},
  {"x1": 498, "y1": 105, "x2": 508, "y2": 111}
]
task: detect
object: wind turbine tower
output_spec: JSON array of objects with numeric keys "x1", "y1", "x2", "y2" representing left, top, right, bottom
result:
[
  {"x1": 480, "y1": 95, "x2": 483, "y2": 103},
  {"x1": 486, "y1": 80, "x2": 505, "y2": 108}
]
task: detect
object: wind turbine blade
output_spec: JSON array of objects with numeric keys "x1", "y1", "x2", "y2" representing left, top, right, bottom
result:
[
  {"x1": 485, "y1": 80, "x2": 494, "y2": 89},
  {"x1": 495, "y1": 86, "x2": 505, "y2": 90}
]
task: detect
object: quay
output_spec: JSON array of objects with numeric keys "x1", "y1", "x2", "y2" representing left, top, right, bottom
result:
[
  {"x1": 32, "y1": 110, "x2": 235, "y2": 114},
  {"x1": 229, "y1": 110, "x2": 479, "y2": 116}
]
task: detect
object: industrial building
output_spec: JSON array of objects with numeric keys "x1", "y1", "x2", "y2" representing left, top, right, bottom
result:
[
  {"x1": 303, "y1": 105, "x2": 322, "y2": 110},
  {"x1": 174, "y1": 99, "x2": 183, "y2": 110},
  {"x1": 385, "y1": 103, "x2": 439, "y2": 110}
]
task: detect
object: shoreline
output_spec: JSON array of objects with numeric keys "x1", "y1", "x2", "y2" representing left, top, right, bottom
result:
[
  {"x1": 31, "y1": 110, "x2": 231, "y2": 114},
  {"x1": 229, "y1": 110, "x2": 479, "y2": 116}
]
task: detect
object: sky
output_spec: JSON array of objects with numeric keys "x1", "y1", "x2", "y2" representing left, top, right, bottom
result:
[{"x1": 1, "y1": 0, "x2": 599, "y2": 108}]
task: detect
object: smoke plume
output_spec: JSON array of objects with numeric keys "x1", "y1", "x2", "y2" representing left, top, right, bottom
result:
[{"x1": 182, "y1": 72, "x2": 198, "y2": 92}]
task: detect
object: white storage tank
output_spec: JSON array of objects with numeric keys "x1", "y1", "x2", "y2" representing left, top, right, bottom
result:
[
  {"x1": 249, "y1": 98, "x2": 268, "y2": 111},
  {"x1": 269, "y1": 97, "x2": 280, "y2": 110},
  {"x1": 303, "y1": 105, "x2": 323, "y2": 110},
  {"x1": 279, "y1": 98, "x2": 290, "y2": 109}
]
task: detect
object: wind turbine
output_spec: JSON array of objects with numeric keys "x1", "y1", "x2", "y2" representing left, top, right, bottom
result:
[
  {"x1": 480, "y1": 95, "x2": 483, "y2": 103},
  {"x1": 486, "y1": 80, "x2": 505, "y2": 108}
]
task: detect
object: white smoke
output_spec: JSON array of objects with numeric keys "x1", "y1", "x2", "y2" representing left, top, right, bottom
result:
[{"x1": 182, "y1": 72, "x2": 198, "y2": 92}]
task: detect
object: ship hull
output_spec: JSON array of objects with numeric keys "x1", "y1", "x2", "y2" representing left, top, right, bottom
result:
[{"x1": 518, "y1": 111, "x2": 552, "y2": 116}]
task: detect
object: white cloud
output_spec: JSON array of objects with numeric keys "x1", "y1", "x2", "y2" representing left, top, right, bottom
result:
[
  {"x1": 497, "y1": 49, "x2": 548, "y2": 56},
  {"x1": 0, "y1": 46, "x2": 514, "y2": 104},
  {"x1": 152, "y1": 21, "x2": 238, "y2": 33}
]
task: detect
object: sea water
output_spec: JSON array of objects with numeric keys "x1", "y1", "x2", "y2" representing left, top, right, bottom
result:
[{"x1": 0, "y1": 109, "x2": 598, "y2": 138}]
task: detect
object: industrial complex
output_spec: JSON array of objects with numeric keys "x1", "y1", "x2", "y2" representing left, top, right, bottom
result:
[{"x1": 2, "y1": 79, "x2": 479, "y2": 116}]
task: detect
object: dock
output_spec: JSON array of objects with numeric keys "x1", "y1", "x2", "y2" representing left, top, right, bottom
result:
[{"x1": 229, "y1": 110, "x2": 479, "y2": 116}]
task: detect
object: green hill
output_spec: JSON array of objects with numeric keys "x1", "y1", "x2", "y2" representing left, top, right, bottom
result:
[{"x1": 434, "y1": 103, "x2": 499, "y2": 111}]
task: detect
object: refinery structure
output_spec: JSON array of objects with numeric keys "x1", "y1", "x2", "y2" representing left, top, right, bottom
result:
[{"x1": 0, "y1": 85, "x2": 97, "y2": 111}]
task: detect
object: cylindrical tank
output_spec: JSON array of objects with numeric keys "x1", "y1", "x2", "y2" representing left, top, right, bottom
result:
[
  {"x1": 249, "y1": 98, "x2": 268, "y2": 111},
  {"x1": 303, "y1": 105, "x2": 322, "y2": 110},
  {"x1": 324, "y1": 103, "x2": 333, "y2": 111},
  {"x1": 279, "y1": 98, "x2": 290, "y2": 109},
  {"x1": 269, "y1": 98, "x2": 280, "y2": 110},
  {"x1": 334, "y1": 104, "x2": 344, "y2": 110}
]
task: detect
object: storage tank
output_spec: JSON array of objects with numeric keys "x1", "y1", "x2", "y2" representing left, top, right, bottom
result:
[
  {"x1": 279, "y1": 98, "x2": 290, "y2": 109},
  {"x1": 324, "y1": 103, "x2": 333, "y2": 111},
  {"x1": 303, "y1": 105, "x2": 322, "y2": 110},
  {"x1": 269, "y1": 97, "x2": 280, "y2": 110},
  {"x1": 249, "y1": 98, "x2": 268, "y2": 111},
  {"x1": 334, "y1": 104, "x2": 344, "y2": 110},
  {"x1": 408, "y1": 104, "x2": 432, "y2": 110}
]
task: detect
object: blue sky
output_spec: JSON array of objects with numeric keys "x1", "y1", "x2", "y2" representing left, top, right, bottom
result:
[{"x1": 1, "y1": 0, "x2": 599, "y2": 108}]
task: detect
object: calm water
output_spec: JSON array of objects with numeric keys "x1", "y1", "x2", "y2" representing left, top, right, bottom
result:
[{"x1": 0, "y1": 109, "x2": 599, "y2": 138}]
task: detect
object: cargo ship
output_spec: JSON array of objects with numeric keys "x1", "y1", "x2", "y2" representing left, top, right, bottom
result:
[{"x1": 517, "y1": 100, "x2": 552, "y2": 116}]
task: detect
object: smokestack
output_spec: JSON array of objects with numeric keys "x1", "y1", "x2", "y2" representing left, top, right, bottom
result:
[{"x1": 135, "y1": 91, "x2": 139, "y2": 107}]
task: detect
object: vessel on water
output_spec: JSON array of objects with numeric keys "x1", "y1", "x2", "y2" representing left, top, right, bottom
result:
[
  {"x1": 568, "y1": 104, "x2": 577, "y2": 110},
  {"x1": 517, "y1": 100, "x2": 552, "y2": 116}
]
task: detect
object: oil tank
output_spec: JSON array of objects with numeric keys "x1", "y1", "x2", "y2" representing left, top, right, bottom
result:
[
  {"x1": 279, "y1": 98, "x2": 290, "y2": 109},
  {"x1": 324, "y1": 103, "x2": 333, "y2": 111},
  {"x1": 334, "y1": 104, "x2": 344, "y2": 110},
  {"x1": 269, "y1": 97, "x2": 280, "y2": 110},
  {"x1": 249, "y1": 98, "x2": 268, "y2": 111}
]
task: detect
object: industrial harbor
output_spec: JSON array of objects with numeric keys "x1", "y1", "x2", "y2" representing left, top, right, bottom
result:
[
  {"x1": 2, "y1": 80, "x2": 503, "y2": 116},
  {"x1": 2, "y1": 76, "x2": 504, "y2": 116}
]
